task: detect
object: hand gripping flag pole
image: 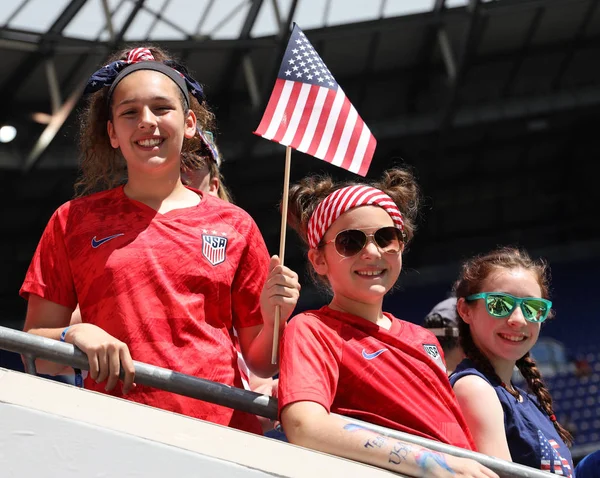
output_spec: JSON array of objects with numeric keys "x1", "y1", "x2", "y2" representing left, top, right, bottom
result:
[{"x1": 254, "y1": 24, "x2": 377, "y2": 364}]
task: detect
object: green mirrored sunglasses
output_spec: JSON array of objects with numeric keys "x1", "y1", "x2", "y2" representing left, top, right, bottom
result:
[{"x1": 466, "y1": 292, "x2": 552, "y2": 323}]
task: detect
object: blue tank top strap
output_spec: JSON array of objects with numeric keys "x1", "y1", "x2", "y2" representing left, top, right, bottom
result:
[{"x1": 449, "y1": 358, "x2": 496, "y2": 387}]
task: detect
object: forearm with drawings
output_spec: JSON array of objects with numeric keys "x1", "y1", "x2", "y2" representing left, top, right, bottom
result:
[
  {"x1": 282, "y1": 405, "x2": 496, "y2": 478},
  {"x1": 342, "y1": 422, "x2": 457, "y2": 477}
]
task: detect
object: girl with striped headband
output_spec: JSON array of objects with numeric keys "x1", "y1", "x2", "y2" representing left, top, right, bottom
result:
[
  {"x1": 278, "y1": 168, "x2": 497, "y2": 477},
  {"x1": 21, "y1": 46, "x2": 300, "y2": 433}
]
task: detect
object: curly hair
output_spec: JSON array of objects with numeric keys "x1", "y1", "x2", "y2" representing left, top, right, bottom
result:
[
  {"x1": 75, "y1": 45, "x2": 216, "y2": 197},
  {"x1": 287, "y1": 167, "x2": 420, "y2": 287},
  {"x1": 453, "y1": 246, "x2": 573, "y2": 446}
]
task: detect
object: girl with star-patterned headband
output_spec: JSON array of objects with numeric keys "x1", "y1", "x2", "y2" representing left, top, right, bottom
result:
[{"x1": 20, "y1": 46, "x2": 299, "y2": 434}]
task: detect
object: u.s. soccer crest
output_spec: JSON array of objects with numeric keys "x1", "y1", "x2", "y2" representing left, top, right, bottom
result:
[
  {"x1": 202, "y1": 234, "x2": 228, "y2": 266},
  {"x1": 423, "y1": 344, "x2": 440, "y2": 359},
  {"x1": 423, "y1": 344, "x2": 446, "y2": 372}
]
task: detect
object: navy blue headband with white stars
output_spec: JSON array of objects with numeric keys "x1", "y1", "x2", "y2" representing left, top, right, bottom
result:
[{"x1": 84, "y1": 48, "x2": 206, "y2": 107}]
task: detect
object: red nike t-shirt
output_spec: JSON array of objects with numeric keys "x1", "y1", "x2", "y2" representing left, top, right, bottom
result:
[
  {"x1": 278, "y1": 306, "x2": 476, "y2": 450},
  {"x1": 21, "y1": 186, "x2": 269, "y2": 433}
]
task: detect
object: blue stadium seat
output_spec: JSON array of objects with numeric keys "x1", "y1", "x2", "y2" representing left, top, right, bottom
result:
[
  {"x1": 554, "y1": 390, "x2": 563, "y2": 400},
  {"x1": 586, "y1": 396, "x2": 597, "y2": 407},
  {"x1": 565, "y1": 389, "x2": 575, "y2": 398}
]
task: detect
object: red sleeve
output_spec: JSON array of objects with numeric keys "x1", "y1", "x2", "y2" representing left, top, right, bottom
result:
[
  {"x1": 230, "y1": 216, "x2": 269, "y2": 330},
  {"x1": 278, "y1": 313, "x2": 341, "y2": 416},
  {"x1": 20, "y1": 207, "x2": 77, "y2": 309}
]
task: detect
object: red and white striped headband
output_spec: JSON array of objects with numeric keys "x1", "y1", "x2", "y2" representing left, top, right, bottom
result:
[{"x1": 307, "y1": 185, "x2": 404, "y2": 249}]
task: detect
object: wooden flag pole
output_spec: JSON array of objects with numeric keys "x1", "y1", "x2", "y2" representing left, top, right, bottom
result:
[{"x1": 271, "y1": 146, "x2": 292, "y2": 364}]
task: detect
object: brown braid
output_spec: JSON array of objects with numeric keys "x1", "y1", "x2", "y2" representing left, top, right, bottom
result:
[
  {"x1": 454, "y1": 246, "x2": 572, "y2": 447},
  {"x1": 458, "y1": 317, "x2": 509, "y2": 392},
  {"x1": 517, "y1": 353, "x2": 573, "y2": 446}
]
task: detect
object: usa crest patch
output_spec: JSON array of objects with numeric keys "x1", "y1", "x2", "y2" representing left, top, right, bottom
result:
[
  {"x1": 202, "y1": 234, "x2": 228, "y2": 265},
  {"x1": 423, "y1": 344, "x2": 446, "y2": 372},
  {"x1": 423, "y1": 344, "x2": 440, "y2": 359}
]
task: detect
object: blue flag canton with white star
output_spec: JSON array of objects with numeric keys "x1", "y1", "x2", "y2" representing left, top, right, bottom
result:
[{"x1": 277, "y1": 25, "x2": 338, "y2": 91}]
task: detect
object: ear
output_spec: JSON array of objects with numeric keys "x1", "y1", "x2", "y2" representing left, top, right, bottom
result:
[
  {"x1": 208, "y1": 176, "x2": 220, "y2": 195},
  {"x1": 184, "y1": 109, "x2": 197, "y2": 139},
  {"x1": 107, "y1": 120, "x2": 119, "y2": 149},
  {"x1": 308, "y1": 248, "x2": 328, "y2": 276},
  {"x1": 456, "y1": 297, "x2": 473, "y2": 325}
]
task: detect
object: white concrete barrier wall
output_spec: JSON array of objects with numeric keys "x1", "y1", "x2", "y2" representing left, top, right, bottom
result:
[{"x1": 0, "y1": 368, "x2": 397, "y2": 478}]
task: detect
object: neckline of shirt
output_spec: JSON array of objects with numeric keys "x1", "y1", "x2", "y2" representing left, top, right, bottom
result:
[{"x1": 119, "y1": 184, "x2": 208, "y2": 219}]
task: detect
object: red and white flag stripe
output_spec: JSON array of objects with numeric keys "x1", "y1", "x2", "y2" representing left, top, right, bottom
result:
[{"x1": 255, "y1": 79, "x2": 376, "y2": 177}]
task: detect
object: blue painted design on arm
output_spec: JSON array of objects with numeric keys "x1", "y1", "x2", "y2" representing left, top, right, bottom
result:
[
  {"x1": 415, "y1": 451, "x2": 455, "y2": 475},
  {"x1": 343, "y1": 423, "x2": 368, "y2": 432}
]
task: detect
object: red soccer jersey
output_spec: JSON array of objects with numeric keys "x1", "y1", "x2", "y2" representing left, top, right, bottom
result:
[
  {"x1": 278, "y1": 306, "x2": 476, "y2": 450},
  {"x1": 21, "y1": 186, "x2": 269, "y2": 433}
]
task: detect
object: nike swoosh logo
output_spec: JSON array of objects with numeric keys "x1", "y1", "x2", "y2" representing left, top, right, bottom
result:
[
  {"x1": 362, "y1": 348, "x2": 388, "y2": 360},
  {"x1": 91, "y1": 233, "x2": 124, "y2": 248}
]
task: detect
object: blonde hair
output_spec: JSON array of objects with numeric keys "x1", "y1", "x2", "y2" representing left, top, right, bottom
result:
[{"x1": 180, "y1": 152, "x2": 232, "y2": 203}]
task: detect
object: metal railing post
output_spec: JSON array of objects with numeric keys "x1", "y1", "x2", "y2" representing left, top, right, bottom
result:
[{"x1": 23, "y1": 354, "x2": 37, "y2": 376}]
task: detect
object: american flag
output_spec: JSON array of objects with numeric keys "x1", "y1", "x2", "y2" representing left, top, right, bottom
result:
[
  {"x1": 538, "y1": 430, "x2": 572, "y2": 477},
  {"x1": 254, "y1": 24, "x2": 376, "y2": 177}
]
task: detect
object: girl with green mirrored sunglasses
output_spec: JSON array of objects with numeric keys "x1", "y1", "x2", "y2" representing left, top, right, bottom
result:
[
  {"x1": 465, "y1": 292, "x2": 552, "y2": 323},
  {"x1": 450, "y1": 247, "x2": 574, "y2": 474}
]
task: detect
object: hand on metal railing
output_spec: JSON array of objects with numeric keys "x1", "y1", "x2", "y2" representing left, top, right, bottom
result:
[
  {"x1": 61, "y1": 323, "x2": 136, "y2": 394},
  {"x1": 0, "y1": 326, "x2": 278, "y2": 420}
]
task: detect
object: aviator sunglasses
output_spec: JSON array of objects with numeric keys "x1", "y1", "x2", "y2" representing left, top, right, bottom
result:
[
  {"x1": 466, "y1": 292, "x2": 552, "y2": 323},
  {"x1": 321, "y1": 226, "x2": 404, "y2": 258}
]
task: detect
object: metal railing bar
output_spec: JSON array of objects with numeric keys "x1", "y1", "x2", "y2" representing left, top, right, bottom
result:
[
  {"x1": 0, "y1": 326, "x2": 277, "y2": 419},
  {"x1": 0, "y1": 326, "x2": 555, "y2": 478}
]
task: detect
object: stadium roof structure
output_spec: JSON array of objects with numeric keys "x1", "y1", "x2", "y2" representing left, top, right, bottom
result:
[{"x1": 0, "y1": 0, "x2": 599, "y2": 321}]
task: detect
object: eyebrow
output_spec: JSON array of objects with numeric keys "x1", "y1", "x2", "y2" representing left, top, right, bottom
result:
[{"x1": 115, "y1": 95, "x2": 176, "y2": 107}]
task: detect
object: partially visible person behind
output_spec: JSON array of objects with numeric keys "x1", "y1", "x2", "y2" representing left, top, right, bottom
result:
[
  {"x1": 180, "y1": 133, "x2": 232, "y2": 203},
  {"x1": 575, "y1": 450, "x2": 600, "y2": 478},
  {"x1": 450, "y1": 247, "x2": 574, "y2": 475},
  {"x1": 181, "y1": 146, "x2": 279, "y2": 433},
  {"x1": 423, "y1": 297, "x2": 464, "y2": 374},
  {"x1": 278, "y1": 168, "x2": 497, "y2": 478},
  {"x1": 20, "y1": 46, "x2": 300, "y2": 434}
]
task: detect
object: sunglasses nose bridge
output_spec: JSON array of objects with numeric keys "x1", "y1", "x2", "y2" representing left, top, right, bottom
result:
[
  {"x1": 362, "y1": 235, "x2": 383, "y2": 255},
  {"x1": 506, "y1": 301, "x2": 528, "y2": 326}
]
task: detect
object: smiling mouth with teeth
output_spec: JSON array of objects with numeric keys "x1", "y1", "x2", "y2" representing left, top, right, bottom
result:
[
  {"x1": 355, "y1": 270, "x2": 384, "y2": 276},
  {"x1": 137, "y1": 138, "x2": 163, "y2": 147},
  {"x1": 498, "y1": 333, "x2": 527, "y2": 342}
]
